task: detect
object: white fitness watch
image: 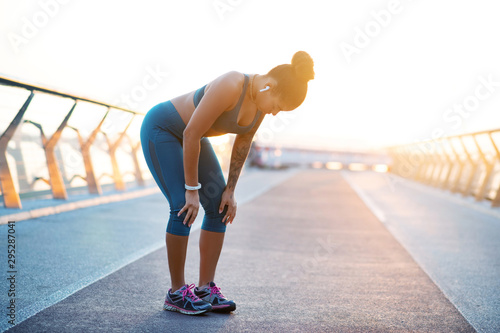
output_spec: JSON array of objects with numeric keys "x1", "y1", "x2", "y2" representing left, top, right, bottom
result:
[{"x1": 185, "y1": 183, "x2": 202, "y2": 190}]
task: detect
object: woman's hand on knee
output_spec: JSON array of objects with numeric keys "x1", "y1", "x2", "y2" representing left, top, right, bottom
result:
[
  {"x1": 219, "y1": 188, "x2": 237, "y2": 226},
  {"x1": 179, "y1": 190, "x2": 200, "y2": 227}
]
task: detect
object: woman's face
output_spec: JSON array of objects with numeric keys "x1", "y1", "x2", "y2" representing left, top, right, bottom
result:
[
  {"x1": 256, "y1": 83, "x2": 294, "y2": 116},
  {"x1": 258, "y1": 92, "x2": 288, "y2": 116}
]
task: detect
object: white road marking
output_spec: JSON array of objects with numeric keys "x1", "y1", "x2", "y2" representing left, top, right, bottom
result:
[{"x1": 340, "y1": 170, "x2": 387, "y2": 223}]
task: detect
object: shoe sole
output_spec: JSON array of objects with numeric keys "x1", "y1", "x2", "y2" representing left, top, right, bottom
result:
[
  {"x1": 212, "y1": 303, "x2": 236, "y2": 313},
  {"x1": 163, "y1": 302, "x2": 211, "y2": 315}
]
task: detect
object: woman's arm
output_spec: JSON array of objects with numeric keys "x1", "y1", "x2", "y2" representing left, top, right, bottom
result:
[
  {"x1": 178, "y1": 72, "x2": 241, "y2": 226},
  {"x1": 226, "y1": 117, "x2": 264, "y2": 191},
  {"x1": 219, "y1": 113, "x2": 265, "y2": 225},
  {"x1": 182, "y1": 136, "x2": 201, "y2": 187}
]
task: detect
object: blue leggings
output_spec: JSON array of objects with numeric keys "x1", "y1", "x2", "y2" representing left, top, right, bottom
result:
[{"x1": 140, "y1": 100, "x2": 228, "y2": 236}]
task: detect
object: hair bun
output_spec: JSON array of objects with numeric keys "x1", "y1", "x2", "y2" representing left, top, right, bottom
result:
[{"x1": 291, "y1": 51, "x2": 315, "y2": 82}]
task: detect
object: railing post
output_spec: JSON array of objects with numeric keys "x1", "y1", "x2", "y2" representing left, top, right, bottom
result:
[
  {"x1": 432, "y1": 141, "x2": 446, "y2": 187},
  {"x1": 449, "y1": 138, "x2": 464, "y2": 193},
  {"x1": 0, "y1": 91, "x2": 34, "y2": 208},
  {"x1": 45, "y1": 101, "x2": 77, "y2": 199},
  {"x1": 392, "y1": 147, "x2": 406, "y2": 177},
  {"x1": 459, "y1": 136, "x2": 476, "y2": 197},
  {"x1": 102, "y1": 115, "x2": 135, "y2": 191},
  {"x1": 412, "y1": 144, "x2": 425, "y2": 182},
  {"x1": 439, "y1": 140, "x2": 451, "y2": 187},
  {"x1": 24, "y1": 101, "x2": 76, "y2": 200},
  {"x1": 399, "y1": 147, "x2": 411, "y2": 178},
  {"x1": 390, "y1": 147, "x2": 402, "y2": 177},
  {"x1": 407, "y1": 144, "x2": 419, "y2": 181},
  {"x1": 424, "y1": 152, "x2": 438, "y2": 185},
  {"x1": 69, "y1": 108, "x2": 110, "y2": 195},
  {"x1": 473, "y1": 134, "x2": 493, "y2": 202},
  {"x1": 439, "y1": 139, "x2": 454, "y2": 190},
  {"x1": 388, "y1": 147, "x2": 396, "y2": 174},
  {"x1": 9, "y1": 134, "x2": 29, "y2": 191},
  {"x1": 489, "y1": 133, "x2": 500, "y2": 207},
  {"x1": 405, "y1": 144, "x2": 420, "y2": 181},
  {"x1": 417, "y1": 143, "x2": 432, "y2": 184},
  {"x1": 126, "y1": 133, "x2": 145, "y2": 187}
]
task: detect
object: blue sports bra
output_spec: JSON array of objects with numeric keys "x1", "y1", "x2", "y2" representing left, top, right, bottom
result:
[{"x1": 193, "y1": 73, "x2": 262, "y2": 135}]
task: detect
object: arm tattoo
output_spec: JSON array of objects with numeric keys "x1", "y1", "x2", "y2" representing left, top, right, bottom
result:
[
  {"x1": 226, "y1": 113, "x2": 264, "y2": 191},
  {"x1": 226, "y1": 136, "x2": 252, "y2": 191}
]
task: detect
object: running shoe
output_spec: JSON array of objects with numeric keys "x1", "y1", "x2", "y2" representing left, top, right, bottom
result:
[
  {"x1": 194, "y1": 281, "x2": 236, "y2": 312},
  {"x1": 163, "y1": 283, "x2": 212, "y2": 315}
]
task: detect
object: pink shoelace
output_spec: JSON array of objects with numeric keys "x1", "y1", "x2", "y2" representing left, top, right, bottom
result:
[
  {"x1": 181, "y1": 283, "x2": 202, "y2": 302},
  {"x1": 208, "y1": 284, "x2": 225, "y2": 299}
]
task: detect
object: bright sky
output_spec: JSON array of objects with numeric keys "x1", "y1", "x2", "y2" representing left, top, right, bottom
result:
[{"x1": 1, "y1": 0, "x2": 499, "y2": 152}]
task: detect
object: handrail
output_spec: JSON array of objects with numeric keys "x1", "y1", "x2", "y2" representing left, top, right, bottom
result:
[
  {"x1": 0, "y1": 76, "x2": 146, "y2": 209},
  {"x1": 0, "y1": 76, "x2": 144, "y2": 115},
  {"x1": 388, "y1": 128, "x2": 500, "y2": 207}
]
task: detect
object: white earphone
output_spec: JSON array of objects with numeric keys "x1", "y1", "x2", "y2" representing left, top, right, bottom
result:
[{"x1": 260, "y1": 86, "x2": 270, "y2": 92}]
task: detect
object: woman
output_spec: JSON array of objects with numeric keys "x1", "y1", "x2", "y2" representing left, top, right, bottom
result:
[{"x1": 140, "y1": 51, "x2": 314, "y2": 315}]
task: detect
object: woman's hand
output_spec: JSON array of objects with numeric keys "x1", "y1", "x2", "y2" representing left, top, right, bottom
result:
[
  {"x1": 219, "y1": 187, "x2": 237, "y2": 226},
  {"x1": 178, "y1": 190, "x2": 200, "y2": 227}
]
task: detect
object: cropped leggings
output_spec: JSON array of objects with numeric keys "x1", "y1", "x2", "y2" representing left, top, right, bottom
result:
[{"x1": 140, "y1": 100, "x2": 228, "y2": 236}]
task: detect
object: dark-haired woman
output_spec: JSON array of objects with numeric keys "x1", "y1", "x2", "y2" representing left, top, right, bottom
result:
[{"x1": 140, "y1": 51, "x2": 315, "y2": 315}]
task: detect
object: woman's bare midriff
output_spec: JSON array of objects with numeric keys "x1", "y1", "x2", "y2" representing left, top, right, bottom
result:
[{"x1": 169, "y1": 91, "x2": 226, "y2": 137}]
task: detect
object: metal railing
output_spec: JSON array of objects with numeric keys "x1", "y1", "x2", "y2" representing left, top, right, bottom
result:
[
  {"x1": 0, "y1": 76, "x2": 146, "y2": 209},
  {"x1": 388, "y1": 129, "x2": 500, "y2": 207}
]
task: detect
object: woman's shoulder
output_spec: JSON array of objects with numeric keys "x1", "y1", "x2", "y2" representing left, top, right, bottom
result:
[
  {"x1": 220, "y1": 70, "x2": 246, "y2": 81},
  {"x1": 207, "y1": 71, "x2": 246, "y2": 92}
]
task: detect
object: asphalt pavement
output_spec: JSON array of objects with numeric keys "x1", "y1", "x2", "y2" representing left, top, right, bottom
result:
[{"x1": 3, "y1": 169, "x2": 478, "y2": 332}]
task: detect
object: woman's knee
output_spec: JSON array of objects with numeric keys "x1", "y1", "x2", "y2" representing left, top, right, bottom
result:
[
  {"x1": 201, "y1": 216, "x2": 227, "y2": 233},
  {"x1": 167, "y1": 210, "x2": 191, "y2": 236}
]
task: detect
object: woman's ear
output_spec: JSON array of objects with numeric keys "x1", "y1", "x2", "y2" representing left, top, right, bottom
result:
[{"x1": 264, "y1": 77, "x2": 278, "y2": 92}]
